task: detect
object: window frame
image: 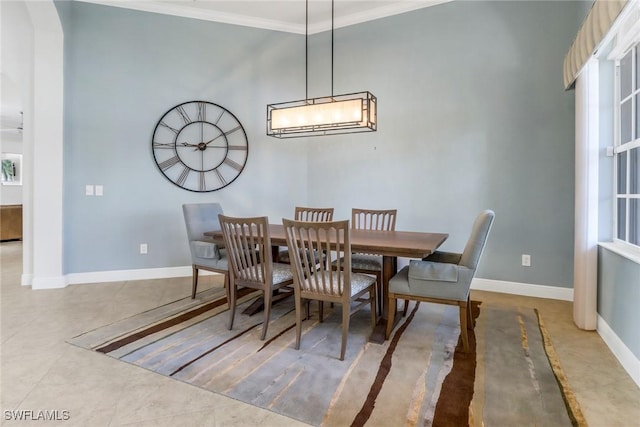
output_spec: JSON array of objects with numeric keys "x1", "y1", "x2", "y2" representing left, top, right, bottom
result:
[{"x1": 613, "y1": 42, "x2": 640, "y2": 251}]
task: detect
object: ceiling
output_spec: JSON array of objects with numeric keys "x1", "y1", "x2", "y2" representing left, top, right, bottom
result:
[{"x1": 79, "y1": 0, "x2": 451, "y2": 34}]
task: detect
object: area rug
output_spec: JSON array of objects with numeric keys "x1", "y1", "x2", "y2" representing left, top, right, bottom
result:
[{"x1": 68, "y1": 286, "x2": 585, "y2": 426}]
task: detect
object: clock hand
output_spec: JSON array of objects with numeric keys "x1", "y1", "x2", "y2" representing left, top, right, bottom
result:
[
  {"x1": 179, "y1": 142, "x2": 203, "y2": 152},
  {"x1": 203, "y1": 126, "x2": 241, "y2": 146},
  {"x1": 203, "y1": 133, "x2": 225, "y2": 145}
]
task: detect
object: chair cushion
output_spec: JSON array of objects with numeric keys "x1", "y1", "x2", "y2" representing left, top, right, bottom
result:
[
  {"x1": 333, "y1": 254, "x2": 382, "y2": 271},
  {"x1": 236, "y1": 262, "x2": 293, "y2": 286},
  {"x1": 389, "y1": 265, "x2": 472, "y2": 302},
  {"x1": 300, "y1": 271, "x2": 375, "y2": 296},
  {"x1": 408, "y1": 260, "x2": 458, "y2": 282},
  {"x1": 192, "y1": 240, "x2": 220, "y2": 259},
  {"x1": 195, "y1": 248, "x2": 228, "y2": 271},
  {"x1": 273, "y1": 262, "x2": 295, "y2": 284}
]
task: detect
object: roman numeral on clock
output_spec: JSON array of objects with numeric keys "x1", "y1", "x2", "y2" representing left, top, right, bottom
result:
[{"x1": 158, "y1": 156, "x2": 180, "y2": 171}]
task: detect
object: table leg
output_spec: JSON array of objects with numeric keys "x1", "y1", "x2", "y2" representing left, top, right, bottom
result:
[{"x1": 369, "y1": 255, "x2": 398, "y2": 343}]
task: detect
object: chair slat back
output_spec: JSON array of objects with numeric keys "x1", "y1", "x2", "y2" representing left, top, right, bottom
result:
[
  {"x1": 352, "y1": 208, "x2": 397, "y2": 231},
  {"x1": 294, "y1": 206, "x2": 334, "y2": 222},
  {"x1": 283, "y1": 219, "x2": 350, "y2": 297},
  {"x1": 219, "y1": 215, "x2": 273, "y2": 286}
]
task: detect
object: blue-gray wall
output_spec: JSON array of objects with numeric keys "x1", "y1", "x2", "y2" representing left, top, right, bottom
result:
[
  {"x1": 56, "y1": 1, "x2": 584, "y2": 289},
  {"x1": 56, "y1": 1, "x2": 310, "y2": 273},
  {"x1": 598, "y1": 247, "x2": 640, "y2": 358},
  {"x1": 307, "y1": 0, "x2": 584, "y2": 286}
]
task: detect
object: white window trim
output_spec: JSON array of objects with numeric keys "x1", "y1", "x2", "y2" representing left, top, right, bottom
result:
[
  {"x1": 613, "y1": 45, "x2": 639, "y2": 248},
  {"x1": 596, "y1": 1, "x2": 640, "y2": 265},
  {"x1": 599, "y1": 241, "x2": 640, "y2": 263}
]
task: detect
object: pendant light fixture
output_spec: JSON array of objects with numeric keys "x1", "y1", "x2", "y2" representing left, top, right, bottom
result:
[{"x1": 266, "y1": 0, "x2": 377, "y2": 138}]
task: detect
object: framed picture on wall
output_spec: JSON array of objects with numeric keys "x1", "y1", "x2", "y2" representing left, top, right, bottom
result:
[{"x1": 1, "y1": 154, "x2": 22, "y2": 185}]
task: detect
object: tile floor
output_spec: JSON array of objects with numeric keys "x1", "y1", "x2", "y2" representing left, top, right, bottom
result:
[{"x1": 1, "y1": 241, "x2": 639, "y2": 426}]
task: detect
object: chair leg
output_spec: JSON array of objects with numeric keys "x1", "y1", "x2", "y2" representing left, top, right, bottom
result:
[
  {"x1": 467, "y1": 296, "x2": 473, "y2": 329},
  {"x1": 459, "y1": 302, "x2": 469, "y2": 353},
  {"x1": 340, "y1": 303, "x2": 350, "y2": 361},
  {"x1": 261, "y1": 288, "x2": 273, "y2": 340},
  {"x1": 295, "y1": 294, "x2": 302, "y2": 350},
  {"x1": 227, "y1": 281, "x2": 237, "y2": 331},
  {"x1": 402, "y1": 300, "x2": 409, "y2": 317},
  {"x1": 319, "y1": 301, "x2": 324, "y2": 322},
  {"x1": 224, "y1": 273, "x2": 231, "y2": 308},
  {"x1": 376, "y1": 271, "x2": 384, "y2": 317},
  {"x1": 191, "y1": 265, "x2": 199, "y2": 299},
  {"x1": 370, "y1": 285, "x2": 377, "y2": 332},
  {"x1": 386, "y1": 294, "x2": 396, "y2": 339}
]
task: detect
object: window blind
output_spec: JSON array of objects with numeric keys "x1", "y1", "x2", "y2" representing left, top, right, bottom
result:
[{"x1": 563, "y1": 0, "x2": 629, "y2": 89}]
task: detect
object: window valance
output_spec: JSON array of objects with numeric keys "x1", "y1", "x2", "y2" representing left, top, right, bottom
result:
[{"x1": 563, "y1": 0, "x2": 629, "y2": 89}]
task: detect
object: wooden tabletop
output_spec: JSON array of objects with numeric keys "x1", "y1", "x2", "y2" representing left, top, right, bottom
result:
[{"x1": 206, "y1": 223, "x2": 448, "y2": 259}]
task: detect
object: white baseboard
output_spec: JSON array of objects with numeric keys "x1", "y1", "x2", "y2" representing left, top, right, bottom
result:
[
  {"x1": 21, "y1": 273, "x2": 33, "y2": 287},
  {"x1": 597, "y1": 315, "x2": 640, "y2": 389},
  {"x1": 65, "y1": 265, "x2": 220, "y2": 285},
  {"x1": 471, "y1": 278, "x2": 574, "y2": 301},
  {"x1": 31, "y1": 275, "x2": 68, "y2": 290},
  {"x1": 21, "y1": 266, "x2": 221, "y2": 288}
]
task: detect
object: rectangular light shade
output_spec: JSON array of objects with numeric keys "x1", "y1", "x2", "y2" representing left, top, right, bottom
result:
[{"x1": 267, "y1": 91, "x2": 376, "y2": 138}]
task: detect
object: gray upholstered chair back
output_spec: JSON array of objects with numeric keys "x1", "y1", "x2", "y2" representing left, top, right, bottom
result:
[
  {"x1": 182, "y1": 203, "x2": 227, "y2": 299},
  {"x1": 183, "y1": 203, "x2": 224, "y2": 256},
  {"x1": 459, "y1": 210, "x2": 495, "y2": 270}
]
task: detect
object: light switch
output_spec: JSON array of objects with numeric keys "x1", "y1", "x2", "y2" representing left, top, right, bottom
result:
[
  {"x1": 85, "y1": 185, "x2": 94, "y2": 196},
  {"x1": 95, "y1": 185, "x2": 103, "y2": 196}
]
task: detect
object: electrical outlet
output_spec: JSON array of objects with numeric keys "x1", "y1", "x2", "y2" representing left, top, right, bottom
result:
[
  {"x1": 140, "y1": 243, "x2": 148, "y2": 254},
  {"x1": 522, "y1": 254, "x2": 531, "y2": 267},
  {"x1": 85, "y1": 185, "x2": 94, "y2": 196}
]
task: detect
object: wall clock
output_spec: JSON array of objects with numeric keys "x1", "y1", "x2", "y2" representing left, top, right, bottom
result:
[{"x1": 151, "y1": 100, "x2": 248, "y2": 192}]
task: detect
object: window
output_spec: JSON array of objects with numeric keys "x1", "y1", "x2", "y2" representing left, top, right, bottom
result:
[{"x1": 615, "y1": 43, "x2": 640, "y2": 248}]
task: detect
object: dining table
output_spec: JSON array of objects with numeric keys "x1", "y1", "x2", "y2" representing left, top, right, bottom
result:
[{"x1": 205, "y1": 223, "x2": 448, "y2": 343}]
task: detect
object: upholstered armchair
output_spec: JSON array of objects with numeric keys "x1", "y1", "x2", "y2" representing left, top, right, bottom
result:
[
  {"x1": 182, "y1": 203, "x2": 229, "y2": 299},
  {"x1": 386, "y1": 210, "x2": 495, "y2": 353}
]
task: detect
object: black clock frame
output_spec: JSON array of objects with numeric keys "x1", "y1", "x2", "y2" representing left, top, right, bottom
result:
[{"x1": 151, "y1": 100, "x2": 249, "y2": 192}]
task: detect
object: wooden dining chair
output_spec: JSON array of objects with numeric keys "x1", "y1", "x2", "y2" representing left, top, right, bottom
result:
[
  {"x1": 182, "y1": 203, "x2": 229, "y2": 299},
  {"x1": 333, "y1": 208, "x2": 397, "y2": 315},
  {"x1": 283, "y1": 218, "x2": 377, "y2": 361},
  {"x1": 278, "y1": 206, "x2": 334, "y2": 264},
  {"x1": 218, "y1": 214, "x2": 294, "y2": 340}
]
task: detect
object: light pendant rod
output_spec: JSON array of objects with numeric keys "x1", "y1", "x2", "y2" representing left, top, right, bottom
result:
[
  {"x1": 266, "y1": 0, "x2": 377, "y2": 138},
  {"x1": 305, "y1": 0, "x2": 308, "y2": 100},
  {"x1": 331, "y1": 0, "x2": 334, "y2": 97}
]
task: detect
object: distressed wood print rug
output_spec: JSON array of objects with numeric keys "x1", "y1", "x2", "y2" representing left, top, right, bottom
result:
[{"x1": 68, "y1": 286, "x2": 585, "y2": 426}]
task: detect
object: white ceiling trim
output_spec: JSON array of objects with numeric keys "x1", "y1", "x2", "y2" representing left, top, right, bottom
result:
[{"x1": 76, "y1": 0, "x2": 452, "y2": 34}]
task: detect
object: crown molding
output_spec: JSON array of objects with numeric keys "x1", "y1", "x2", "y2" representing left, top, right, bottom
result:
[
  {"x1": 76, "y1": 0, "x2": 452, "y2": 34},
  {"x1": 313, "y1": 0, "x2": 451, "y2": 34}
]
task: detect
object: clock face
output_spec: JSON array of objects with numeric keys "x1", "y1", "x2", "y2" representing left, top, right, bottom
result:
[{"x1": 151, "y1": 101, "x2": 249, "y2": 192}]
